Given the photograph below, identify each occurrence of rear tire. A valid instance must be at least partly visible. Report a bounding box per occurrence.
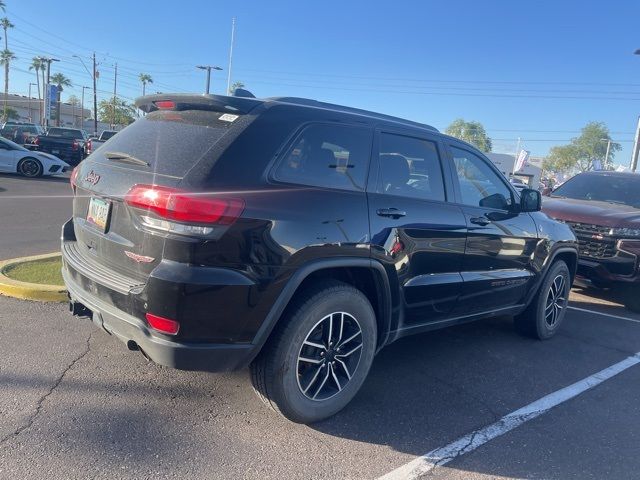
[251,281,377,423]
[515,260,570,339]
[18,157,43,178]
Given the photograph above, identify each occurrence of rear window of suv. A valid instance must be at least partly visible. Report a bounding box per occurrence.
[274,123,372,191]
[96,109,238,178]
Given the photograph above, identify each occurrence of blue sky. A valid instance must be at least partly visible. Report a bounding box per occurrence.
[5,0,640,164]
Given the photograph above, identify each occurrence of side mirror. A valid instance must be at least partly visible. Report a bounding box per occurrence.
[520,188,541,212]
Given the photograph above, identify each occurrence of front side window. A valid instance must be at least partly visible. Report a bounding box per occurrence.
[451,146,512,210]
[378,133,445,201]
[274,124,372,191]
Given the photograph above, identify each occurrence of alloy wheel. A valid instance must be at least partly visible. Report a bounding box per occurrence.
[20,159,41,177]
[296,311,363,401]
[545,274,567,327]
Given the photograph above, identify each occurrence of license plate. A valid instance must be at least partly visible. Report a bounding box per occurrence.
[52,149,60,155]
[87,197,111,232]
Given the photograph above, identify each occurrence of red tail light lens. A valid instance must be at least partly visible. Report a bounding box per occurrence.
[70,166,79,190]
[125,185,244,226]
[34,137,39,145]
[145,313,180,335]
[86,139,92,153]
[71,139,79,151]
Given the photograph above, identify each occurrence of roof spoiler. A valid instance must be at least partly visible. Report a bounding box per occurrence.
[135,93,261,114]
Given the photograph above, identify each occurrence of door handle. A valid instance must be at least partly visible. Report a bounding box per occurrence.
[470,216,491,226]
[377,208,407,219]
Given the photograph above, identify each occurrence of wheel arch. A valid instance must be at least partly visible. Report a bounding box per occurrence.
[249,258,392,364]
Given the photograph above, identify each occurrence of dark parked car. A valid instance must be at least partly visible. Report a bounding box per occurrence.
[543,171,640,311]
[35,127,89,165]
[0,122,44,145]
[62,93,577,423]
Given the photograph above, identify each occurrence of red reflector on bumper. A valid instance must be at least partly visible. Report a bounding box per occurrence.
[145,313,180,335]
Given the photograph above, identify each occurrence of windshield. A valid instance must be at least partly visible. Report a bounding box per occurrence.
[551,174,640,209]
[0,137,28,152]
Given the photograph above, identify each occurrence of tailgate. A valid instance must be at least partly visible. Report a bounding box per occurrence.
[69,107,241,282]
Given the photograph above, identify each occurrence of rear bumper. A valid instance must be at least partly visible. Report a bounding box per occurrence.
[63,268,256,371]
[61,220,259,372]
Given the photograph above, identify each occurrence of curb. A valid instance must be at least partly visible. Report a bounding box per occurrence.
[0,252,67,302]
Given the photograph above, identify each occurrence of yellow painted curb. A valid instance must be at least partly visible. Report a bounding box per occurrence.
[0,252,67,302]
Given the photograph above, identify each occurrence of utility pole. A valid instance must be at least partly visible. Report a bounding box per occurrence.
[631,116,640,172]
[92,52,98,135]
[111,62,118,128]
[196,65,223,94]
[226,17,236,95]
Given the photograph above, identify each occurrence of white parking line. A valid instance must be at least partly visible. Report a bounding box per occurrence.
[378,352,640,480]
[568,306,640,324]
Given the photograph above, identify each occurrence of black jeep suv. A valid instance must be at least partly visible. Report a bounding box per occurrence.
[62,93,578,423]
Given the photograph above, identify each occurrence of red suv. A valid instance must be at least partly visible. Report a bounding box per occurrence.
[543,171,640,311]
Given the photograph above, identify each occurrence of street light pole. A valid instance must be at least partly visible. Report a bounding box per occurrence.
[196,65,223,94]
[111,62,118,128]
[81,86,89,130]
[39,57,60,128]
[76,53,99,135]
[28,82,37,123]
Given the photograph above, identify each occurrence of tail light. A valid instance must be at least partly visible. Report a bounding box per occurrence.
[71,139,79,151]
[34,137,39,146]
[70,166,79,191]
[145,313,180,335]
[124,184,244,236]
[86,139,92,153]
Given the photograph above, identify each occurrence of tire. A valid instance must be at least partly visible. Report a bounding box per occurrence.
[17,157,43,178]
[621,284,640,313]
[250,280,377,423]
[515,260,570,340]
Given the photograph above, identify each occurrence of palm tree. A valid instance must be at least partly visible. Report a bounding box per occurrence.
[229,81,245,95]
[50,73,72,126]
[0,17,13,51]
[139,73,153,96]
[0,49,15,120]
[29,57,43,123]
[0,2,5,12]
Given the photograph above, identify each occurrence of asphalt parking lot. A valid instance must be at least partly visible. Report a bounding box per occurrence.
[1,174,640,479]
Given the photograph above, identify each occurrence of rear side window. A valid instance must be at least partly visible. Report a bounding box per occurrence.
[378,133,445,201]
[96,110,236,177]
[274,124,372,191]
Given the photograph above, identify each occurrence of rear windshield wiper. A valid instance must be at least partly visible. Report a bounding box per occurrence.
[104,151,150,167]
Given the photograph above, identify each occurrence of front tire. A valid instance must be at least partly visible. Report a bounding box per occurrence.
[251,281,377,423]
[18,157,43,178]
[515,260,570,339]
[621,284,640,313]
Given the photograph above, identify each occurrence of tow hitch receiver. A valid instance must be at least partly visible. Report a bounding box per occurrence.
[69,301,92,319]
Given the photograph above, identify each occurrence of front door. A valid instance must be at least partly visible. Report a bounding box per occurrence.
[446,143,539,315]
[368,130,467,330]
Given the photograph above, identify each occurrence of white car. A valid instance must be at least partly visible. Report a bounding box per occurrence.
[0,136,69,177]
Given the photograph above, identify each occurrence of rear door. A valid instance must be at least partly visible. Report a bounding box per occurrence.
[368,129,467,329]
[445,142,539,314]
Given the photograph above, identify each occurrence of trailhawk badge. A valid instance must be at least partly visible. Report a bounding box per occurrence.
[124,251,155,263]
